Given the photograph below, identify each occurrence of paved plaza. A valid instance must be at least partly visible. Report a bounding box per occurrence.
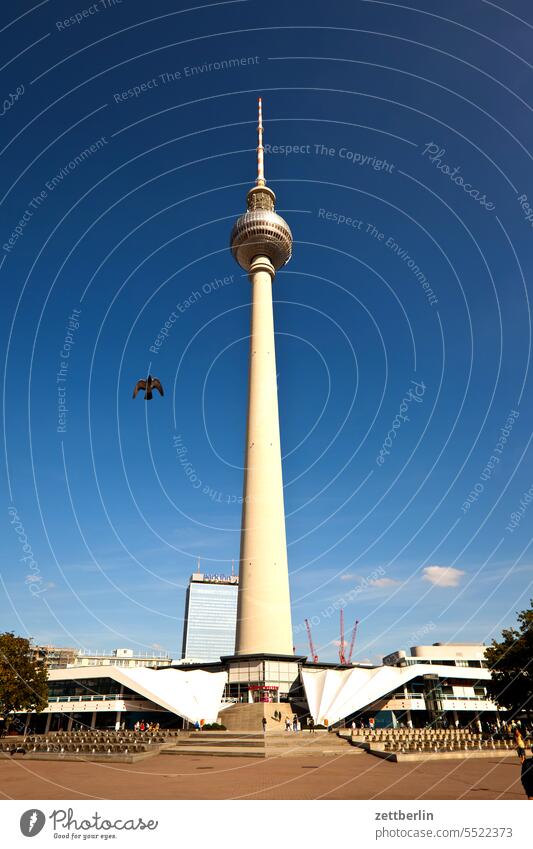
[0,752,525,800]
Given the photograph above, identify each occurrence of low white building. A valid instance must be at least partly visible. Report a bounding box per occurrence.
[303,643,498,728]
[15,642,499,734]
[70,648,172,669]
[23,665,226,734]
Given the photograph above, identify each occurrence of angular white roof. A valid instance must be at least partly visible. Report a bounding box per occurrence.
[302,663,491,725]
[49,665,228,724]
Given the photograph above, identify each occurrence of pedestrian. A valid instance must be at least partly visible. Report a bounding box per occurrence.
[515,728,527,760]
[296,719,301,733]
[309,717,315,734]
[262,717,267,733]
[521,749,533,800]
[292,715,298,733]
[350,720,356,735]
[285,716,291,732]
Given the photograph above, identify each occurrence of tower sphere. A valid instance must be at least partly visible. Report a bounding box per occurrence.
[230,186,293,272]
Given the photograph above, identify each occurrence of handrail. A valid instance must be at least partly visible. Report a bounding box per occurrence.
[47,694,144,703]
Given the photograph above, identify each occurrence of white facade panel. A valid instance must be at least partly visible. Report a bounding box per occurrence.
[302,663,493,725]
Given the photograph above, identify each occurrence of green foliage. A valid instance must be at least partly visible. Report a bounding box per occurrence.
[0,633,48,727]
[485,600,533,715]
[202,722,226,730]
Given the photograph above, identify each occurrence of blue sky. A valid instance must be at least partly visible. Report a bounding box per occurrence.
[1,0,532,664]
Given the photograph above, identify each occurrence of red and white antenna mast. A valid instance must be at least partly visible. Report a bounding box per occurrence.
[256,97,265,187]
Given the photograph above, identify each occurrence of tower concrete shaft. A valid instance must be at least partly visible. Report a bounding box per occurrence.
[235,255,293,655]
[229,99,294,656]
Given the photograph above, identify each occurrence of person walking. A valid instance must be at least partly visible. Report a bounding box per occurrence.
[292,715,298,733]
[309,717,315,734]
[515,727,527,760]
[521,748,533,800]
[262,717,267,733]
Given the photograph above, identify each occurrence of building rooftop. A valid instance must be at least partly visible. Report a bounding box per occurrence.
[189,571,238,585]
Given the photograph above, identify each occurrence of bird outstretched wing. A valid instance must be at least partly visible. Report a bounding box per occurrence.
[151,378,164,396]
[132,380,146,399]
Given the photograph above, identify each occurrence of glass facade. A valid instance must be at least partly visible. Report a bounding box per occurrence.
[181,578,238,662]
[225,658,300,701]
[47,677,140,700]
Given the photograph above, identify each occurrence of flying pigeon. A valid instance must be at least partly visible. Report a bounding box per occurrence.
[132,375,164,401]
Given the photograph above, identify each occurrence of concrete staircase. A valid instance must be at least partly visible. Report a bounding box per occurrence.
[217,702,297,732]
[264,730,364,758]
[162,730,364,759]
[162,731,267,759]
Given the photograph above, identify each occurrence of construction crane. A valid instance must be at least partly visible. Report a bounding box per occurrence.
[347,619,360,664]
[339,609,346,665]
[305,619,319,663]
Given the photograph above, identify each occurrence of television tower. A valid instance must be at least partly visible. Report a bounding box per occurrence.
[230,99,294,656]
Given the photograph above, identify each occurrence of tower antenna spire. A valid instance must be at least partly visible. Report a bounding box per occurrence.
[256,97,265,187]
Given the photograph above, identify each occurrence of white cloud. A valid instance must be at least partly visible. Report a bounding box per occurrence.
[422,565,465,587]
[369,577,401,588]
[339,573,356,581]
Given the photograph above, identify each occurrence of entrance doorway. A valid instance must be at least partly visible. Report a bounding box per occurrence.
[248,685,279,703]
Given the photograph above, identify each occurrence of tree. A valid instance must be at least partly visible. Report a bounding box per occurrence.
[0,632,48,732]
[485,600,533,719]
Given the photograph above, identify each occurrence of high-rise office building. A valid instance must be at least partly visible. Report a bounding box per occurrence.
[181,571,239,663]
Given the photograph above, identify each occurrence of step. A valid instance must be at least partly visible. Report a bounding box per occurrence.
[178,737,265,748]
[265,740,330,744]
[272,747,364,757]
[266,743,364,757]
[265,736,349,745]
[188,732,263,740]
[162,746,266,759]
[161,744,361,759]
